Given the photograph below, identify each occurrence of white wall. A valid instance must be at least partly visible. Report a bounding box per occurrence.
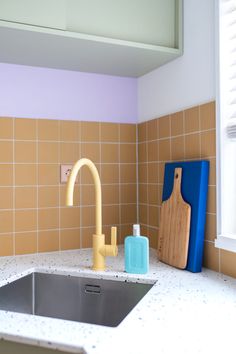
[138,0,216,122]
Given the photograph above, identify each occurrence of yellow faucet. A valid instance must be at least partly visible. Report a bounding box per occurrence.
[65,158,118,271]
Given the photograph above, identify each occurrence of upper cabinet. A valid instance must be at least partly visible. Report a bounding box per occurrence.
[0,0,183,77]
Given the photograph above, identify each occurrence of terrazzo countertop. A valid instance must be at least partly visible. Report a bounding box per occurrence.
[0,247,236,354]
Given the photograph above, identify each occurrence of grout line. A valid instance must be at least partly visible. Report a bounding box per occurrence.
[12,118,15,255]
[118,124,122,243]
[0,127,216,144]
[145,123,149,229]
[36,119,39,253]
[79,122,82,248]
[58,121,61,251]
[136,123,139,224]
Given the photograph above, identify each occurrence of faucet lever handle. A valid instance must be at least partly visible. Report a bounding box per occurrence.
[111,226,117,246]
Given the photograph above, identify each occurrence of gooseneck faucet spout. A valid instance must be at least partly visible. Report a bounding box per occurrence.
[65,158,118,271]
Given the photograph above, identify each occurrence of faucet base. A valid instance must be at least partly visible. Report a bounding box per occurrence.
[92,234,106,271]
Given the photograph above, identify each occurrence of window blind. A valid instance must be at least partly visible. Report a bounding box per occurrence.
[220,0,236,138]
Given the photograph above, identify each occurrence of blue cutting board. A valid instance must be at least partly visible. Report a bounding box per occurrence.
[162,161,209,272]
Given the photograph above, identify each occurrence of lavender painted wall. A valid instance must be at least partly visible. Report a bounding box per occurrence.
[0,63,137,123]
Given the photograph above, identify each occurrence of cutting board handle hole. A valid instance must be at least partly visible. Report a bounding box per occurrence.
[175,173,179,179]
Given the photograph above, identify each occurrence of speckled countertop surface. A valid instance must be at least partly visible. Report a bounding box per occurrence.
[0,247,236,354]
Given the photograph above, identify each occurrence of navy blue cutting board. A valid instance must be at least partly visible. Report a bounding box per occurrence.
[162,161,209,272]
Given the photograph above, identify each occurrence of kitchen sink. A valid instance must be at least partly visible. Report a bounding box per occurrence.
[0,272,154,327]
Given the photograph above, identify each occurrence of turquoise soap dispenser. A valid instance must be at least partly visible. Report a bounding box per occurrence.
[125,224,149,274]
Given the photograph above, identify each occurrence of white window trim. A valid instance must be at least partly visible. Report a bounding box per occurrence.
[215,0,236,252]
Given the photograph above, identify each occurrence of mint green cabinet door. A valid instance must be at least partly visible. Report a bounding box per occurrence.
[0,0,66,30]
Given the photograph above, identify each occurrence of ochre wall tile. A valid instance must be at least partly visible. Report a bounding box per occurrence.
[120,124,136,143]
[61,229,80,250]
[0,118,13,139]
[102,144,119,163]
[15,164,36,185]
[81,143,100,162]
[170,111,184,136]
[158,116,170,138]
[15,141,36,163]
[102,205,119,225]
[0,165,13,186]
[101,122,119,142]
[120,163,136,183]
[207,186,216,214]
[0,211,13,233]
[15,187,37,209]
[15,210,37,232]
[138,142,147,163]
[0,234,13,256]
[139,204,148,225]
[81,122,100,142]
[159,139,171,162]
[120,144,136,163]
[139,184,147,204]
[81,185,95,206]
[138,163,147,183]
[203,241,219,272]
[200,130,216,157]
[60,207,80,228]
[0,187,13,209]
[39,186,59,208]
[138,122,146,142]
[38,164,59,185]
[148,205,159,228]
[38,208,59,230]
[0,141,13,162]
[205,213,216,242]
[15,232,37,255]
[15,118,37,140]
[60,142,79,163]
[38,142,59,163]
[120,184,136,204]
[81,227,93,248]
[200,101,215,130]
[38,230,59,253]
[38,119,59,141]
[120,224,133,244]
[103,184,119,205]
[60,121,79,142]
[147,141,158,162]
[184,107,199,133]
[101,164,119,184]
[148,227,158,249]
[147,119,158,141]
[121,204,137,224]
[148,184,158,205]
[148,162,158,183]
[185,133,200,159]
[208,158,216,185]
[158,162,165,184]
[82,206,96,227]
[171,136,184,161]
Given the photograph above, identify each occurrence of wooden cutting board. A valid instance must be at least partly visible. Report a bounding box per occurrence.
[157,167,191,269]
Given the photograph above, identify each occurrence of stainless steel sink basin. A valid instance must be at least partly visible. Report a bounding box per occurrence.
[0,272,153,327]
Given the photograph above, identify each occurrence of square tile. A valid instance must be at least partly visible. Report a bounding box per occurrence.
[0,117,13,139]
[15,118,37,140]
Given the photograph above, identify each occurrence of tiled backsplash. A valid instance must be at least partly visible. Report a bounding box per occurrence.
[138,102,218,269]
[1,103,236,279]
[0,118,137,256]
